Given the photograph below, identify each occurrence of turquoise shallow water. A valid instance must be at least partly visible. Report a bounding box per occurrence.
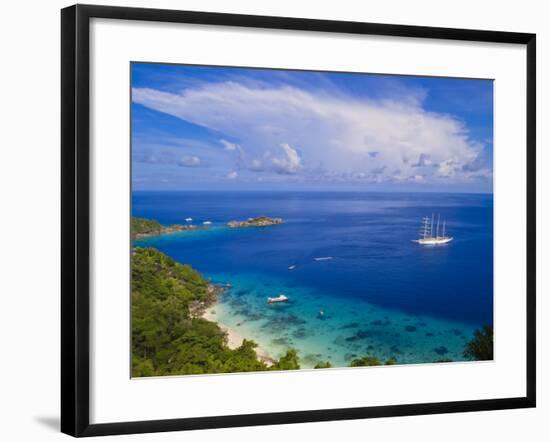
[205,272,476,368]
[134,191,493,368]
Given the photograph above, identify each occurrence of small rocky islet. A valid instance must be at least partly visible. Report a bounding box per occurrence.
[227,216,283,228]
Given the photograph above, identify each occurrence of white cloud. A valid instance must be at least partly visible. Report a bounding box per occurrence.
[220,139,239,151]
[271,143,302,174]
[437,158,458,178]
[178,155,202,167]
[226,171,238,179]
[133,82,490,185]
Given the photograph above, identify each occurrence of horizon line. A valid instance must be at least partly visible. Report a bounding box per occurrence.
[132,188,493,195]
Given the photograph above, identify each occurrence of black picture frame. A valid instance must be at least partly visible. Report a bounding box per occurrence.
[61,4,536,437]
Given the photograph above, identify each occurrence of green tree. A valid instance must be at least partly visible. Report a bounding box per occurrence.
[132,247,272,376]
[314,361,332,369]
[350,356,381,367]
[132,247,306,377]
[464,325,493,361]
[272,349,300,370]
[132,217,162,236]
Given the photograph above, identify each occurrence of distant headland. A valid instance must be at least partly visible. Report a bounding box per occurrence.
[132,215,283,239]
[227,216,283,228]
[132,217,207,239]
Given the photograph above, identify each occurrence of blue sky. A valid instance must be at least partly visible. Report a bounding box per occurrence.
[132,63,493,193]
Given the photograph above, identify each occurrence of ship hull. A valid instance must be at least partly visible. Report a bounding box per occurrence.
[413,237,453,245]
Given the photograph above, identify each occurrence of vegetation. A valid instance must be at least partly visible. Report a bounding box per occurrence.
[132,247,300,377]
[271,349,301,371]
[350,356,381,367]
[132,217,205,240]
[350,355,398,367]
[314,361,333,369]
[132,217,163,236]
[464,325,493,361]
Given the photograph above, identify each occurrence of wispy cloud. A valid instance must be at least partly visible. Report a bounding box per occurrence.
[178,155,202,167]
[220,139,239,151]
[134,149,207,168]
[133,81,491,186]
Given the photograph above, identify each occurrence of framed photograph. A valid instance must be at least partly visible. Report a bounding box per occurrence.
[61,4,536,437]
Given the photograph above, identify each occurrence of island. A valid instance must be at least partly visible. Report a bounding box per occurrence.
[131,246,300,377]
[227,216,283,228]
[132,217,207,239]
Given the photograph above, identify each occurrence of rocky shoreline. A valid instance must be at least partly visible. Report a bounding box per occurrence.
[188,282,227,318]
[132,216,208,239]
[134,224,207,239]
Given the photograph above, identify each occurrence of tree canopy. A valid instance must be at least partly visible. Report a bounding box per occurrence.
[132,247,301,376]
[314,361,333,369]
[350,356,381,367]
[464,325,493,361]
[132,217,163,236]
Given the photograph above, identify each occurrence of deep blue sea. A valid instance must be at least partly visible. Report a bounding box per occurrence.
[133,191,493,368]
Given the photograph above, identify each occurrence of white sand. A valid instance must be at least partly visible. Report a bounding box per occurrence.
[202,308,275,367]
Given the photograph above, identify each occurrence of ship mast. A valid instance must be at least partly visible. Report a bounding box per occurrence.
[420,216,430,239]
[415,214,453,245]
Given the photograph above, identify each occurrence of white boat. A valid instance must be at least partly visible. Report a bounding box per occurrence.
[413,213,453,245]
[267,294,288,304]
[185,217,193,222]
[314,256,333,261]
[203,221,212,225]
[288,265,296,270]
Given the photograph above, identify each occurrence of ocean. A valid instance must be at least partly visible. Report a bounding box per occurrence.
[133,191,493,368]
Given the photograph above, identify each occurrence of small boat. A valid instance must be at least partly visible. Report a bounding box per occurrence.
[314,256,333,261]
[288,265,296,270]
[267,294,288,304]
[203,221,212,225]
[185,217,193,222]
[413,214,453,245]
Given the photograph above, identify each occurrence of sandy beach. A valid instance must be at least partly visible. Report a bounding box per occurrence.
[202,307,275,367]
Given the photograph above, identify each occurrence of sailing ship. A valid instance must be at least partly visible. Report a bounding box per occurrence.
[413,213,453,245]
